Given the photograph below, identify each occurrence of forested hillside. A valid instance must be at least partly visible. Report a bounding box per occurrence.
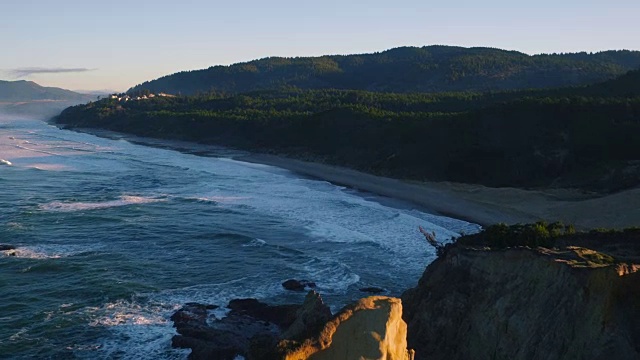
[128,46,640,95]
[56,70,640,192]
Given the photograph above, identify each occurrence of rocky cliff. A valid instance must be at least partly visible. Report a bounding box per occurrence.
[170,292,414,360]
[280,296,414,360]
[402,243,640,360]
[167,225,640,359]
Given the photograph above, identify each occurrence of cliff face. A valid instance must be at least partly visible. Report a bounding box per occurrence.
[402,245,640,360]
[170,292,414,360]
[281,296,414,360]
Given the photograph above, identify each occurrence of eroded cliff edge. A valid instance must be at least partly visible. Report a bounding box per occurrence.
[169,292,414,360]
[402,233,640,360]
[164,225,640,359]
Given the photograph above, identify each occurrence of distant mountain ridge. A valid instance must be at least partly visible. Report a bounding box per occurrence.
[128,45,640,95]
[0,80,92,102]
[0,80,93,118]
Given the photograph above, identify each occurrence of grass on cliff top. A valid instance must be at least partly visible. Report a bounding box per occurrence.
[564,247,617,267]
[455,222,640,264]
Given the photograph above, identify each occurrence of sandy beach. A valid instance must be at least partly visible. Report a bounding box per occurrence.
[236,154,640,230]
[43,126,640,229]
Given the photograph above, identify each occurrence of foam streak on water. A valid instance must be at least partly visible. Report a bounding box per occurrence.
[0,117,480,359]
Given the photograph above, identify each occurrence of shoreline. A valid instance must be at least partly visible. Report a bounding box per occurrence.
[63,126,640,229]
[239,154,640,230]
[234,154,536,227]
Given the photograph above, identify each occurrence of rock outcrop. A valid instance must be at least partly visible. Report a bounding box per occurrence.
[359,287,386,294]
[171,299,301,359]
[171,293,415,360]
[279,296,414,360]
[282,291,332,341]
[402,244,640,360]
[282,279,317,292]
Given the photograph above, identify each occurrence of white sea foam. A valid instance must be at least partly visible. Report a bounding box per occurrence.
[90,277,285,360]
[9,327,28,341]
[14,144,61,156]
[6,222,23,229]
[2,244,103,259]
[208,170,479,273]
[0,158,12,166]
[297,258,361,293]
[191,195,249,203]
[27,163,71,171]
[40,195,164,212]
[3,247,61,259]
[242,238,267,247]
[89,301,170,327]
[153,276,284,308]
[87,299,188,360]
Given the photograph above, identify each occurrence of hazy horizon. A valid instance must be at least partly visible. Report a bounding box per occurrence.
[2,0,639,91]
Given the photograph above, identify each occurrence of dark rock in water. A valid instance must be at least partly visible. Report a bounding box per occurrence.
[247,333,280,360]
[227,298,300,329]
[0,245,16,251]
[172,299,292,359]
[282,279,316,291]
[171,291,333,360]
[170,291,415,360]
[172,332,240,360]
[301,281,317,289]
[282,280,304,291]
[359,287,386,294]
[227,298,262,311]
[185,302,219,310]
[174,314,279,359]
[171,303,212,329]
[171,302,254,359]
[282,290,332,341]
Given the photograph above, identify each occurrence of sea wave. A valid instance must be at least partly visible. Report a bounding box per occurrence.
[39,195,164,212]
[298,257,361,293]
[241,238,267,247]
[181,195,250,203]
[89,277,284,360]
[2,244,103,259]
[84,299,187,360]
[26,163,72,171]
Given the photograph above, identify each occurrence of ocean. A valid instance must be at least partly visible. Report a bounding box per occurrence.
[0,116,480,359]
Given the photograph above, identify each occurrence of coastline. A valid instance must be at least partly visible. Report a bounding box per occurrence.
[238,154,640,230]
[64,126,640,229]
[234,154,536,227]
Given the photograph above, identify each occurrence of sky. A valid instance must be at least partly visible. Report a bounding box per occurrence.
[1,0,639,92]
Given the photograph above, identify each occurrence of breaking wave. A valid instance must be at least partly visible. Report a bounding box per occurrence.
[39,196,164,212]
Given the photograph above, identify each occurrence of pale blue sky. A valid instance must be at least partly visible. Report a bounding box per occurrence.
[2,0,638,91]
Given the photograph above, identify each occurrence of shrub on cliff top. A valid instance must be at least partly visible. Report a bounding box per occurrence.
[456,223,640,255]
[457,221,575,248]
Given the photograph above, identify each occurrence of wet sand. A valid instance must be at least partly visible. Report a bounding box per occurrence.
[236,154,640,230]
